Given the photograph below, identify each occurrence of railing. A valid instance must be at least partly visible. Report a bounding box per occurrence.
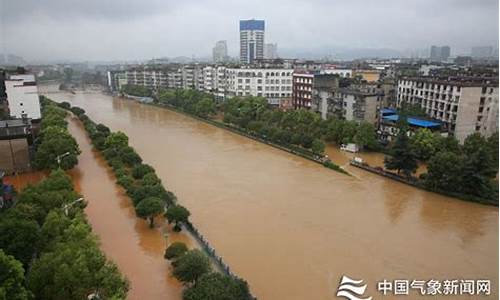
[183,221,258,299]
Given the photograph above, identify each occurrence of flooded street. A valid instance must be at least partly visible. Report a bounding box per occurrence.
[41,85,498,300]
[64,117,198,300]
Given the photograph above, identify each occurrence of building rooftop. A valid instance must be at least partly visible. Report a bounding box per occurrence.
[337,87,380,96]
[382,114,441,128]
[400,76,498,87]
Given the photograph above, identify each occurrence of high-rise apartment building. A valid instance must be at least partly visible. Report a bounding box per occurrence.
[239,19,265,64]
[471,46,494,58]
[213,40,228,63]
[264,43,278,59]
[430,45,451,62]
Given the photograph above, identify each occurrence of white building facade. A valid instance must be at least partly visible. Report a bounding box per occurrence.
[226,68,292,105]
[5,74,41,120]
[397,77,499,143]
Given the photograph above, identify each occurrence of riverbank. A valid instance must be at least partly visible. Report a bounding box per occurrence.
[124,96,350,176]
[350,160,498,206]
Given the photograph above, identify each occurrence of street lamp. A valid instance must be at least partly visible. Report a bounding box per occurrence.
[62,197,84,216]
[55,152,70,169]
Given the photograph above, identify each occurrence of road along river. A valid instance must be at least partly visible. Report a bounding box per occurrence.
[40,85,498,300]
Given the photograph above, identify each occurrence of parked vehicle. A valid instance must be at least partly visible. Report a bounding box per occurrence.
[340,143,359,153]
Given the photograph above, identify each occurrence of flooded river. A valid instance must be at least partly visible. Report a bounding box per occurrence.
[40,85,498,300]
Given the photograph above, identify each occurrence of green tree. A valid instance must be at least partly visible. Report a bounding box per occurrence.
[487,132,499,172]
[461,146,497,200]
[40,113,68,129]
[135,197,164,228]
[183,272,251,300]
[172,250,211,284]
[435,135,460,154]
[384,128,418,177]
[27,220,129,300]
[131,164,155,179]
[424,151,464,191]
[0,250,30,300]
[104,132,129,150]
[0,218,40,266]
[69,106,85,117]
[409,129,440,161]
[96,124,111,136]
[141,172,161,186]
[129,184,169,206]
[353,122,378,150]
[165,205,191,231]
[311,139,325,154]
[340,121,358,144]
[164,242,188,260]
[194,98,216,118]
[34,126,80,170]
[118,146,142,166]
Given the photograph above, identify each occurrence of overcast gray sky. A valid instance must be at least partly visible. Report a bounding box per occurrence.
[0,0,498,62]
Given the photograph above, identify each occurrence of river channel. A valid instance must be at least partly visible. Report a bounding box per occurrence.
[39,85,498,299]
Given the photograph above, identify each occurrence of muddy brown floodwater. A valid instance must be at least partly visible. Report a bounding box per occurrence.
[41,85,498,300]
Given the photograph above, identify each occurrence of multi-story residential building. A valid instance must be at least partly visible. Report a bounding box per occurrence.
[264,43,278,59]
[292,72,314,109]
[471,46,494,58]
[213,40,228,63]
[214,66,227,101]
[397,77,499,143]
[239,19,265,64]
[202,66,216,93]
[311,79,380,124]
[194,66,204,91]
[430,45,451,62]
[167,69,183,89]
[311,74,339,119]
[337,83,381,125]
[119,68,169,91]
[320,68,352,78]
[107,70,127,92]
[226,68,292,105]
[181,65,195,90]
[5,74,41,120]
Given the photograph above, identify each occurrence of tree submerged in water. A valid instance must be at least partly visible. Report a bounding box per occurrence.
[165,205,191,232]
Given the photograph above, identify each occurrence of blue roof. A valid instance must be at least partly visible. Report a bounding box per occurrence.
[381,108,397,115]
[240,20,265,31]
[382,114,441,128]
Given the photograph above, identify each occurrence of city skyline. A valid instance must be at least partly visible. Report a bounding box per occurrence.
[1,0,499,62]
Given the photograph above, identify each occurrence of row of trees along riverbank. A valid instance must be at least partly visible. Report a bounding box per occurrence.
[124,85,498,205]
[0,99,128,300]
[53,98,255,300]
